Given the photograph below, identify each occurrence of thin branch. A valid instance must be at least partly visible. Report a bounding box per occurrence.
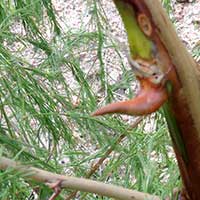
[0,156,159,200]
[66,117,143,200]
[87,117,143,178]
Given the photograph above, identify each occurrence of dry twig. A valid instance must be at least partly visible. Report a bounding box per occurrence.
[0,142,159,200]
[66,117,143,199]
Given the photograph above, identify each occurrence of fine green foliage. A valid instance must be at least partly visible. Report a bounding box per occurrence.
[0,0,179,199]
[162,0,172,15]
[192,44,200,62]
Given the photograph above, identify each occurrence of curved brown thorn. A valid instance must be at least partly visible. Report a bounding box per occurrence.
[92,79,168,116]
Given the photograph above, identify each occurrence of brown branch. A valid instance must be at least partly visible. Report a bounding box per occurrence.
[141,1,200,198]
[143,0,200,132]
[0,156,159,200]
[66,117,143,200]
[87,116,143,178]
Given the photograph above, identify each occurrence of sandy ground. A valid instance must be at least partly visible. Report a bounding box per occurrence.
[48,0,200,166]
[52,0,200,58]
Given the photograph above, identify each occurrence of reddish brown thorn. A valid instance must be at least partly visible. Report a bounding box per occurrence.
[92,80,168,117]
[47,180,62,200]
